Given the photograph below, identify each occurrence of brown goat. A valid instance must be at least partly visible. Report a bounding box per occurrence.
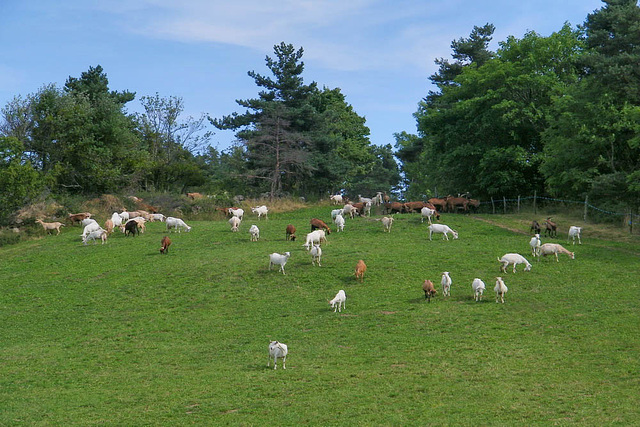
[285,224,296,241]
[310,218,331,234]
[160,236,172,254]
[68,212,91,225]
[544,217,557,237]
[355,260,367,283]
[422,279,437,302]
[530,220,541,234]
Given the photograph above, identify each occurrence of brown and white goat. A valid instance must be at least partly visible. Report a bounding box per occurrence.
[285,224,296,241]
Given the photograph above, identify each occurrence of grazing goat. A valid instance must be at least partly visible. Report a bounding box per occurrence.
[331,209,344,220]
[355,260,367,282]
[160,236,171,254]
[36,219,64,235]
[568,226,582,245]
[228,216,241,232]
[124,219,139,237]
[81,218,98,228]
[428,224,458,241]
[151,213,166,222]
[111,212,123,227]
[119,211,130,222]
[228,208,244,221]
[82,228,107,245]
[381,216,394,233]
[544,217,557,237]
[529,234,542,257]
[104,219,114,235]
[422,279,437,302]
[249,224,260,241]
[268,341,288,370]
[539,243,575,262]
[285,224,296,241]
[498,253,532,273]
[81,220,101,238]
[268,252,291,275]
[334,214,345,232]
[342,204,357,219]
[329,289,346,312]
[472,278,486,302]
[310,244,322,266]
[303,230,327,250]
[530,220,541,234]
[166,217,191,233]
[420,207,438,224]
[441,272,452,297]
[68,212,91,225]
[494,277,508,303]
[310,218,331,234]
[330,194,343,205]
[251,205,269,220]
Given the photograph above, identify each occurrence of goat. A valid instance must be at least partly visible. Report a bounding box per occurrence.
[334,214,345,232]
[160,236,172,254]
[268,252,291,274]
[251,205,269,220]
[68,212,91,225]
[249,224,260,241]
[310,218,331,234]
[81,220,101,238]
[568,226,582,245]
[331,209,344,221]
[355,260,367,282]
[268,341,288,370]
[539,243,575,262]
[228,208,244,221]
[228,216,241,232]
[104,219,114,235]
[166,217,191,233]
[82,228,107,245]
[422,279,437,302]
[81,218,98,228]
[151,213,166,222]
[428,224,458,241]
[330,194,343,205]
[498,253,532,273]
[285,224,296,241]
[381,216,394,233]
[303,230,327,250]
[441,272,452,297]
[529,234,542,257]
[472,278,486,302]
[35,219,64,235]
[329,289,346,312]
[544,217,557,237]
[530,220,541,234]
[124,219,139,237]
[420,207,437,224]
[119,210,130,222]
[110,212,123,227]
[310,244,322,266]
[342,204,357,219]
[494,277,508,303]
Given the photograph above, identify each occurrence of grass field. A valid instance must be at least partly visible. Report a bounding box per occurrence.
[1,204,639,425]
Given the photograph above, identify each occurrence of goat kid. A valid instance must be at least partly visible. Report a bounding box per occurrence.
[329,289,346,312]
[268,341,288,370]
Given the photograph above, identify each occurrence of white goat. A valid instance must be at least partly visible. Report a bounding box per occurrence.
[268,341,288,370]
[119,211,130,222]
[329,289,346,312]
[529,234,542,257]
[568,226,582,245]
[251,205,268,220]
[81,218,98,228]
[303,230,327,250]
[151,213,166,222]
[82,228,107,245]
[268,252,291,274]
[381,216,394,232]
[228,208,244,221]
[428,224,458,241]
[498,253,532,273]
[359,195,373,205]
[331,209,344,221]
[420,207,437,224]
[166,216,191,233]
[228,216,241,232]
[342,204,356,219]
[110,212,123,227]
[494,277,508,303]
[81,221,101,237]
[539,243,575,262]
[472,278,486,302]
[330,194,343,205]
[362,202,372,217]
[441,271,452,297]
[310,244,322,266]
[334,214,345,232]
[249,224,260,241]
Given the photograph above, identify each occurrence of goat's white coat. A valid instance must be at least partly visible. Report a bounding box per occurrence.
[251,205,268,220]
[329,289,346,312]
[539,243,575,262]
[330,194,343,205]
[166,217,191,233]
[268,341,288,370]
[82,228,107,245]
[529,234,542,257]
[110,212,123,227]
[81,221,101,237]
[428,224,458,241]
[228,216,241,232]
[334,214,345,232]
[472,278,486,302]
[494,277,508,303]
[228,208,244,220]
[568,226,582,245]
[303,230,326,250]
[268,252,291,274]
[421,207,437,224]
[441,272,452,297]
[310,244,322,266]
[331,209,344,220]
[381,216,394,232]
[249,224,260,241]
[498,253,532,273]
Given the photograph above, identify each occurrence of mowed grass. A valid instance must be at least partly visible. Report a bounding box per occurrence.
[1,205,639,425]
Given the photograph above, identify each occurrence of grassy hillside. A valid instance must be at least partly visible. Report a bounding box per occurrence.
[1,205,638,425]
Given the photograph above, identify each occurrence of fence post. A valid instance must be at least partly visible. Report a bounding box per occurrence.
[503,196,507,214]
[583,195,588,222]
[491,197,495,214]
[517,195,521,214]
[533,190,537,215]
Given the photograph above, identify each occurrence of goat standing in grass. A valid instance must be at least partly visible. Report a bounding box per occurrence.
[568,226,582,245]
[529,234,542,257]
[472,278,486,302]
[329,290,346,312]
[159,236,171,254]
[441,272,452,297]
[269,252,291,275]
[310,244,322,266]
[422,280,437,302]
[249,224,260,241]
[539,243,575,262]
[268,341,288,370]
[36,219,64,235]
[494,277,508,303]
[498,253,532,273]
[355,260,367,282]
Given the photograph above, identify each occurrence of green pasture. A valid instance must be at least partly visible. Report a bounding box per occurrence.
[1,205,638,425]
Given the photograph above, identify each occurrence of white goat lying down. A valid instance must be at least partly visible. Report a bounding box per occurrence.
[529,234,542,257]
[268,341,288,370]
[538,243,575,262]
[494,277,508,303]
[568,226,582,245]
[249,224,260,241]
[441,271,452,297]
[428,224,458,241]
[329,289,346,312]
[498,253,532,273]
[472,278,486,302]
[268,252,291,274]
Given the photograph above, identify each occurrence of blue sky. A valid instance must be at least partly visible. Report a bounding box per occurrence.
[0,0,604,152]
